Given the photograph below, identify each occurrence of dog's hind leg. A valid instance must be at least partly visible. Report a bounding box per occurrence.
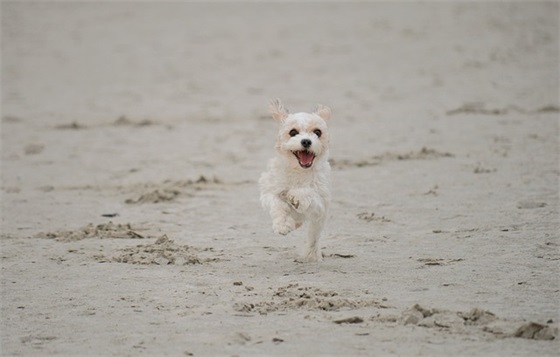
[303,217,325,262]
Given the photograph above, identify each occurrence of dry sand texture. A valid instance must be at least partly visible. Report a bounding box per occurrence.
[1,2,559,356]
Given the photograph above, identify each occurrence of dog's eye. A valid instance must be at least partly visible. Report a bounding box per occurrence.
[313,129,322,138]
[289,129,298,137]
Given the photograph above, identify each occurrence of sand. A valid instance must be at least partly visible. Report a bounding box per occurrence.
[1,2,559,356]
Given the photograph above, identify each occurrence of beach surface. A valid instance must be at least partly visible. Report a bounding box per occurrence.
[1,2,559,356]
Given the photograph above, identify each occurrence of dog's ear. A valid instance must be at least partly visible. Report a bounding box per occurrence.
[269,99,289,120]
[313,104,331,120]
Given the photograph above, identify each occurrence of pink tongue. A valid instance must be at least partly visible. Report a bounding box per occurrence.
[299,151,314,165]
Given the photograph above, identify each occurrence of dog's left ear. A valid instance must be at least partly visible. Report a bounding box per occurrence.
[313,104,331,120]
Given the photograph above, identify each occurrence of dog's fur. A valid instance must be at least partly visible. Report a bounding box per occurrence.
[259,99,331,262]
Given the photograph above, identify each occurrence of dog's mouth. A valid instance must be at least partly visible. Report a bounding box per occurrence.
[293,150,315,168]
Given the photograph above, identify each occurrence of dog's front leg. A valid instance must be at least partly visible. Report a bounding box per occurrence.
[285,188,325,215]
[269,195,297,235]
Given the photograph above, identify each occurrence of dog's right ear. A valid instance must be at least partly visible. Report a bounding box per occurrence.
[269,99,289,120]
[313,104,331,120]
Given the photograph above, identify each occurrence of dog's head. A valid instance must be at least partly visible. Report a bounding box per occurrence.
[269,99,331,170]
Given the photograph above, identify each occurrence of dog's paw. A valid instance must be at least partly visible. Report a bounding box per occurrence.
[273,217,295,235]
[286,189,310,213]
[287,193,300,210]
[300,249,324,263]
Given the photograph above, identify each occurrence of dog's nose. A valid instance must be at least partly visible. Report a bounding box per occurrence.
[301,139,312,148]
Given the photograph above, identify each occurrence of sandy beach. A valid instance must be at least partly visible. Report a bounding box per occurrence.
[1,2,559,356]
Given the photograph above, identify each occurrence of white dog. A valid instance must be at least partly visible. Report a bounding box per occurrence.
[259,99,331,262]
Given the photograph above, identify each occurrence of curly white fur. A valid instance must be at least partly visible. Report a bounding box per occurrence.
[259,99,331,262]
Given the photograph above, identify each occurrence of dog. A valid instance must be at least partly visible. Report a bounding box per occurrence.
[259,99,331,262]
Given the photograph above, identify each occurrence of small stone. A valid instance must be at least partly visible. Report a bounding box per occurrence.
[333,316,364,324]
[154,257,170,265]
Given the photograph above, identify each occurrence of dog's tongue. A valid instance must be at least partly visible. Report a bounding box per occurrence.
[298,151,314,166]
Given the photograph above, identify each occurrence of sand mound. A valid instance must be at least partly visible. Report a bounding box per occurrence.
[445,103,559,116]
[124,176,222,204]
[124,189,182,204]
[98,235,212,266]
[330,147,454,169]
[40,222,146,242]
[234,284,385,314]
[400,304,558,341]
